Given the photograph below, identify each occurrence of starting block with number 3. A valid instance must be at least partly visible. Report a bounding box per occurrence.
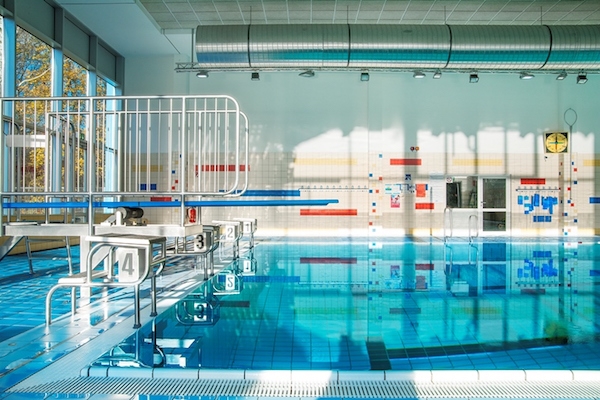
[194,225,220,279]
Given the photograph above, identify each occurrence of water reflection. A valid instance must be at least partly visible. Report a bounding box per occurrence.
[92,238,600,370]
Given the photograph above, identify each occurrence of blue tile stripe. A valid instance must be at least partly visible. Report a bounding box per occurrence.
[3,199,338,208]
[215,275,300,283]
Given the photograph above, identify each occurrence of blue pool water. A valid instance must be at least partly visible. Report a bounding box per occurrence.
[92,237,600,371]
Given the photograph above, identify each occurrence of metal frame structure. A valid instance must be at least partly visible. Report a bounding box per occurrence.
[0,95,249,239]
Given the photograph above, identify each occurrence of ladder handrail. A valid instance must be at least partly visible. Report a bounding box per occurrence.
[468,214,479,243]
[444,207,453,242]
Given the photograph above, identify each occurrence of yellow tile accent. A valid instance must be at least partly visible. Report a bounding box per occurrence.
[452,307,501,315]
[294,307,358,315]
[294,158,357,166]
[583,159,600,167]
[133,165,163,172]
[453,158,503,167]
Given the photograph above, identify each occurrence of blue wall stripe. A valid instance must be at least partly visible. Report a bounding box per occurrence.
[3,199,339,209]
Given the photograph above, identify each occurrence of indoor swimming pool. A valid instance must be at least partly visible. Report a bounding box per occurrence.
[88,236,600,373]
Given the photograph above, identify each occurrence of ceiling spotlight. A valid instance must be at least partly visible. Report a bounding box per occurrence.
[433,70,442,79]
[360,72,370,82]
[556,71,567,80]
[577,72,587,84]
[469,72,479,83]
[299,70,315,78]
[413,71,426,79]
[196,71,209,78]
[251,72,260,81]
[520,72,534,80]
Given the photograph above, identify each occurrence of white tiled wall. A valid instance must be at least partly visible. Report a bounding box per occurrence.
[122,66,600,237]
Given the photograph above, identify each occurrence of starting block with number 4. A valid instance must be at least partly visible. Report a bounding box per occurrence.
[46,234,166,329]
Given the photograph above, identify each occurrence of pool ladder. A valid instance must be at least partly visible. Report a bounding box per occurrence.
[468,214,479,264]
[443,208,453,275]
[444,210,479,274]
[443,207,452,243]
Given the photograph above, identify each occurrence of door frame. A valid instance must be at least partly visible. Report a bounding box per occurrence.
[477,175,510,236]
[445,175,510,237]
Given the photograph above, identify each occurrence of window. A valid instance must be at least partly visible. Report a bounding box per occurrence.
[0,15,4,95]
[63,56,87,96]
[16,27,51,97]
[95,76,118,192]
[97,75,107,96]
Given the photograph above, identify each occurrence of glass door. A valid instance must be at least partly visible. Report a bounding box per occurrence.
[445,176,508,236]
[479,177,507,233]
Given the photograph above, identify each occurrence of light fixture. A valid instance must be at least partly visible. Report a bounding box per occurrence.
[519,72,534,80]
[299,70,315,78]
[433,69,442,79]
[469,72,479,83]
[196,71,209,78]
[413,71,426,79]
[251,72,260,81]
[577,72,587,84]
[360,72,369,81]
[556,71,567,80]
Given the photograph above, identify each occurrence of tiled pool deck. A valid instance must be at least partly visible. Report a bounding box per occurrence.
[0,245,209,398]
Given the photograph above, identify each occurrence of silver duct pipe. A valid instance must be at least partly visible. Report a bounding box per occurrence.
[195,24,600,71]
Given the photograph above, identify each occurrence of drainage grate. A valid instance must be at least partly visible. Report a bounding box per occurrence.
[10,377,600,398]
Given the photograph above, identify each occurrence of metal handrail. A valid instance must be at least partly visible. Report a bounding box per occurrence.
[444,242,453,276]
[468,214,479,243]
[443,207,453,242]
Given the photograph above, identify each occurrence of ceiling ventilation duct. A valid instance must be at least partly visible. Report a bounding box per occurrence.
[446,25,550,70]
[348,25,450,69]
[545,25,600,70]
[195,24,600,71]
[250,24,349,68]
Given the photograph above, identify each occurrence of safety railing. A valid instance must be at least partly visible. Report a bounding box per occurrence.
[0,95,249,236]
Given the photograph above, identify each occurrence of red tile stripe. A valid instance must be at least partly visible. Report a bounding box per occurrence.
[300,209,357,216]
[521,178,546,185]
[521,288,546,294]
[390,158,422,166]
[199,165,249,172]
[300,257,357,264]
[415,203,434,210]
[416,263,434,270]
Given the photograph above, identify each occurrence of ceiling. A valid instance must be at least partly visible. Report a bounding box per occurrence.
[55,0,600,60]
[139,0,600,28]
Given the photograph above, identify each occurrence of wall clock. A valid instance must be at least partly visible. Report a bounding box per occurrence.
[545,132,568,153]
